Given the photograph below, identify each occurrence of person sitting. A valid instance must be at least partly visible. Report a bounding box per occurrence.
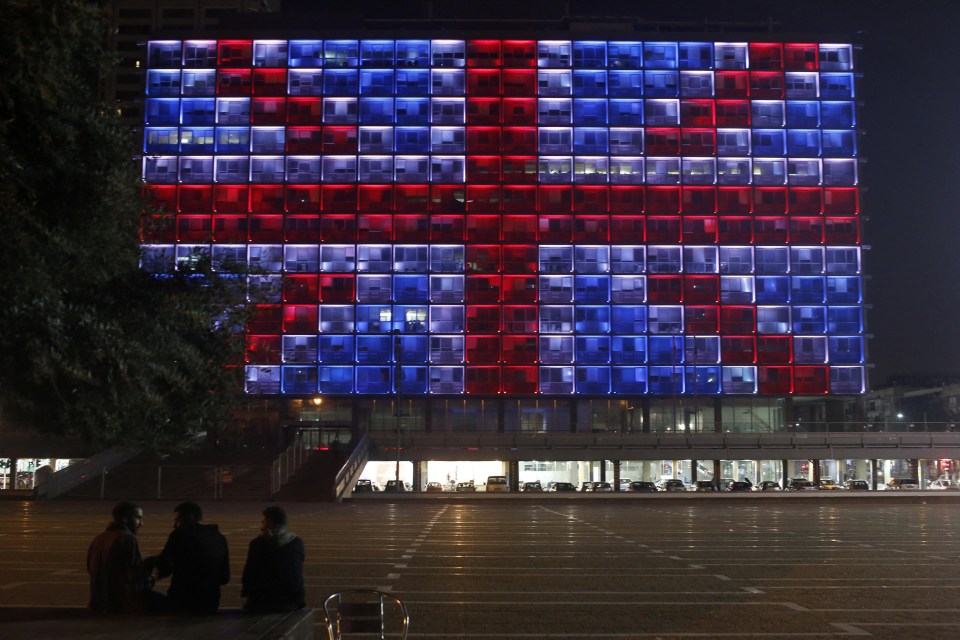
[145,501,230,614]
[87,501,155,613]
[241,506,305,612]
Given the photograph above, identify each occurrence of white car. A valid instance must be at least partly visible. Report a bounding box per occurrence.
[928,480,959,490]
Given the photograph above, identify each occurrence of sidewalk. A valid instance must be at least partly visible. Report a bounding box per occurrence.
[0,607,315,639]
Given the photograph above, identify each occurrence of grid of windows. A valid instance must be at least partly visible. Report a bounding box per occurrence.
[141,39,865,396]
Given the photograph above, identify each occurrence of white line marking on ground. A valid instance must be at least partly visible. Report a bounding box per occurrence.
[715,574,732,581]
[782,602,809,611]
[742,587,764,593]
[828,623,870,635]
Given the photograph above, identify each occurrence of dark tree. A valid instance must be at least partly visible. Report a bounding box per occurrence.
[0,0,247,453]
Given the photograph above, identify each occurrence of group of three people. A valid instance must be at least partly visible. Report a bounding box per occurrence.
[87,501,305,614]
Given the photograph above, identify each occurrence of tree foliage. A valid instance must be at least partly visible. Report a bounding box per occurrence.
[0,0,247,453]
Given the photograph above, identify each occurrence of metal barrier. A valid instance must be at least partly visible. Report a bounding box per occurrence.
[59,463,273,501]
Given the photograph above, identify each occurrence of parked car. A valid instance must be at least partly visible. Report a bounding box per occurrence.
[786,478,818,491]
[580,482,594,492]
[629,481,659,492]
[757,480,782,491]
[694,480,717,492]
[591,481,613,492]
[383,480,408,493]
[549,482,578,492]
[456,481,477,492]
[485,476,509,492]
[426,481,444,492]
[659,479,687,492]
[886,478,920,490]
[521,481,544,492]
[727,481,753,492]
[928,479,960,490]
[844,479,870,491]
[819,478,843,491]
[354,479,376,493]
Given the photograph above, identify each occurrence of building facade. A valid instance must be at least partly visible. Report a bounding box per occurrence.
[136,34,879,488]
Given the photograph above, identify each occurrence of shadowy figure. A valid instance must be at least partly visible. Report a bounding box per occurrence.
[241,506,305,613]
[87,501,158,613]
[145,501,230,614]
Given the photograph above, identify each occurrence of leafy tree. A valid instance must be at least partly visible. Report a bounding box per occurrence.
[0,0,247,453]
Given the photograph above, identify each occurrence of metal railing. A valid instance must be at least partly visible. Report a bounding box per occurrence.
[333,432,373,502]
[270,436,313,495]
[58,463,274,501]
[35,449,139,500]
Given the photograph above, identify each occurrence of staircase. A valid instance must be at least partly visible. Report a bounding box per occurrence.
[271,449,349,502]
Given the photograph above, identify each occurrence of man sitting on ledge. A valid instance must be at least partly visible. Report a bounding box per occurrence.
[241,506,305,613]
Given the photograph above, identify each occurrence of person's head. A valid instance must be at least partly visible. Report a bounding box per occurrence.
[261,506,288,535]
[112,501,143,534]
[173,501,203,528]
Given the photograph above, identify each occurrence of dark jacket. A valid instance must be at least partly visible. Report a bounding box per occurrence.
[87,523,145,613]
[241,528,305,612]
[150,523,230,614]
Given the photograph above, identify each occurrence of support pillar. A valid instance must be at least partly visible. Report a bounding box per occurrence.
[412,460,423,492]
[508,460,519,492]
[812,460,821,485]
[781,459,789,489]
[613,460,621,491]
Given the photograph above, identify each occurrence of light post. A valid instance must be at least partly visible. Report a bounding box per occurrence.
[394,331,402,486]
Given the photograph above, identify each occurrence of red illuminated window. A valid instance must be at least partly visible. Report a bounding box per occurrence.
[754,217,788,244]
[286,127,323,153]
[680,129,716,155]
[823,188,859,214]
[609,215,645,243]
[218,40,252,67]
[466,275,501,303]
[502,366,537,393]
[715,100,750,126]
[573,216,609,243]
[540,186,572,213]
[320,215,356,242]
[749,43,784,70]
[466,215,501,242]
[284,215,321,242]
[430,214,465,242]
[252,97,286,124]
[720,307,755,334]
[682,216,717,243]
[466,185,502,212]
[247,305,282,334]
[715,71,749,98]
[179,214,213,241]
[283,275,320,303]
[646,216,681,243]
[501,101,537,126]
[682,187,716,214]
[684,276,719,304]
[502,275,537,302]
[466,127,502,153]
[646,187,681,214]
[283,185,319,213]
[794,366,828,394]
[282,305,318,334]
[574,186,608,213]
[501,215,537,241]
[680,100,715,126]
[685,305,719,333]
[466,69,501,96]
[466,157,502,183]
[394,215,429,242]
[246,335,281,365]
[217,69,252,96]
[179,185,213,213]
[758,366,792,394]
[357,185,393,212]
[287,98,322,125]
[502,157,538,184]
[466,98,501,125]
[431,186,466,212]
[318,275,355,303]
[784,43,818,70]
[321,185,357,212]
[789,188,823,214]
[648,275,683,303]
[501,40,536,67]
[321,127,357,154]
[466,367,502,394]
[646,128,680,155]
[753,187,787,215]
[502,69,537,95]
[357,214,393,242]
[789,217,823,243]
[466,305,501,332]
[501,126,537,152]
[466,245,501,273]
[721,336,756,363]
[252,69,287,96]
[749,72,785,99]
[717,217,752,244]
[248,215,283,242]
[212,215,247,243]
[824,217,859,243]
[394,185,429,212]
[717,187,751,214]
[539,216,572,242]
[757,336,792,364]
[466,336,502,363]
[467,40,501,68]
[502,186,537,212]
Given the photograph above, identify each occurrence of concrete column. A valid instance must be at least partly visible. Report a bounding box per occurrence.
[713,459,722,484]
[691,460,699,483]
[781,459,789,488]
[508,460,520,492]
[613,460,621,491]
[812,460,821,485]
[412,460,423,491]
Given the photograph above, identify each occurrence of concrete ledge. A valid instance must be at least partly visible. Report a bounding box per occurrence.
[0,607,315,639]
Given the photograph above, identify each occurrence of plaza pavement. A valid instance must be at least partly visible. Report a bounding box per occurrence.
[0,495,959,638]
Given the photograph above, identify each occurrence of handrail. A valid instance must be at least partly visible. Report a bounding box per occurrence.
[271,433,313,495]
[333,432,373,502]
[35,449,140,500]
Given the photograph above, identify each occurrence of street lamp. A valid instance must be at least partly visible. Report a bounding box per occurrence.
[393,331,402,486]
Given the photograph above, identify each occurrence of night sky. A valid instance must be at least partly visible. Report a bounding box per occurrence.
[274,0,960,386]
